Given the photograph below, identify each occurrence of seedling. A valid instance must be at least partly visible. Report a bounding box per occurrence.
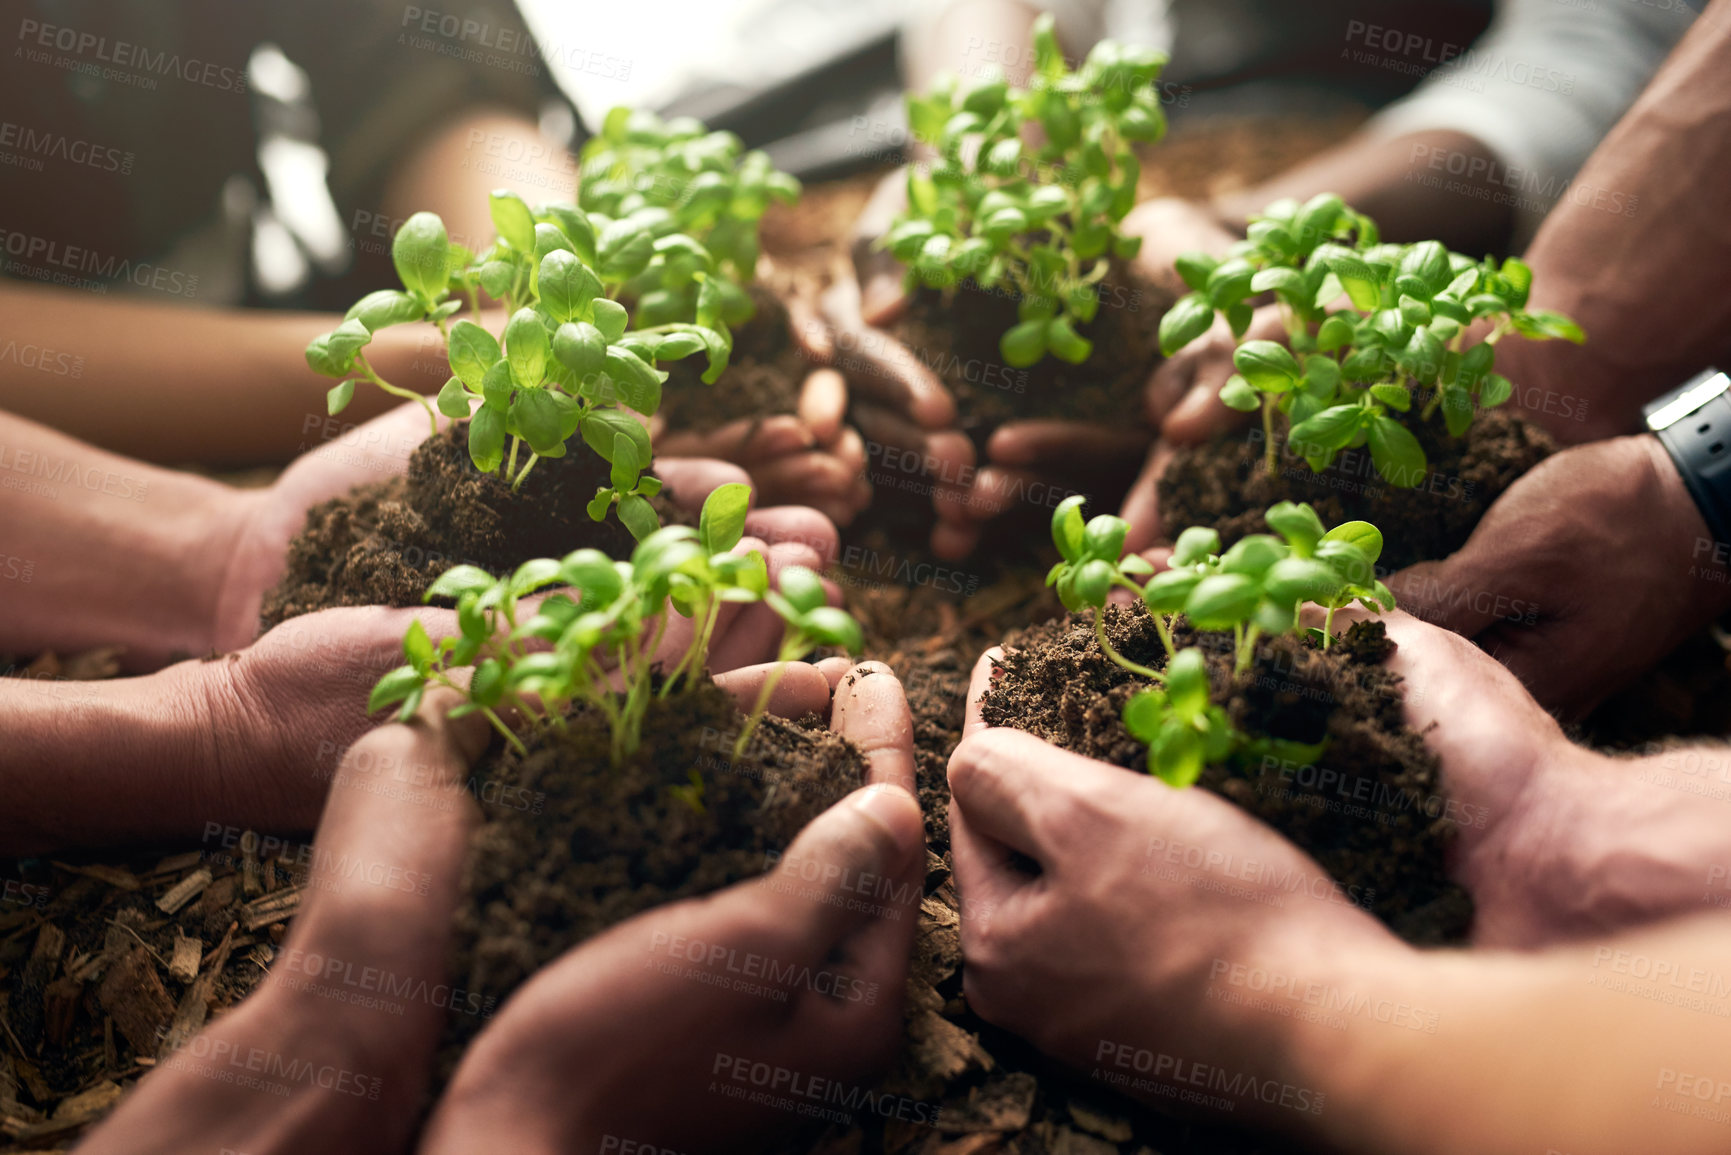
[368,486,862,771]
[734,565,864,756]
[1047,494,1165,680]
[1158,193,1584,486]
[882,14,1167,368]
[580,107,801,332]
[1142,502,1393,672]
[1121,501,1390,786]
[307,192,736,539]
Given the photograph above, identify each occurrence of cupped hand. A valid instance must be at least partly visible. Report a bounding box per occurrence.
[212,403,846,653]
[419,661,924,1155]
[947,648,1394,1125]
[1390,434,1731,720]
[78,690,490,1155]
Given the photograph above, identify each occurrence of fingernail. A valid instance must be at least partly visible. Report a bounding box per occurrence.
[849,783,921,860]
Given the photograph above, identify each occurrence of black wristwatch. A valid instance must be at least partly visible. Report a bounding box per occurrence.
[1645,367,1731,545]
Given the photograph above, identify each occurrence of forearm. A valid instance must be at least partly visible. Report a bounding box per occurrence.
[904,0,1042,94]
[1212,129,1514,254]
[1495,0,1731,443]
[0,409,260,667]
[0,665,217,854]
[1279,918,1731,1155]
[0,286,445,466]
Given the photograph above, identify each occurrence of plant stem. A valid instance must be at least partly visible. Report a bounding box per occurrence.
[512,451,541,492]
[1153,613,1178,660]
[357,355,437,436]
[733,643,796,758]
[506,435,521,480]
[1262,395,1278,478]
[1321,603,1338,649]
[1095,613,1163,682]
[1235,625,1262,676]
[480,706,527,757]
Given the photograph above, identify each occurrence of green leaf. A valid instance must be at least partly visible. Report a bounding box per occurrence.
[506,308,549,390]
[393,212,451,302]
[604,347,665,415]
[1052,495,1087,563]
[305,318,373,378]
[1366,416,1425,488]
[610,431,639,491]
[617,494,660,540]
[514,387,564,454]
[1070,559,1115,609]
[436,375,471,419]
[468,404,507,473]
[345,289,423,331]
[700,482,752,554]
[368,665,425,715]
[1288,404,1362,452]
[1123,689,1165,743]
[1046,316,1092,364]
[1220,535,1286,578]
[553,321,607,383]
[800,606,863,653]
[1174,253,1219,293]
[538,250,600,323]
[1478,373,1513,408]
[1234,341,1301,392]
[1369,383,1412,412]
[592,298,629,343]
[489,190,537,253]
[326,380,356,415]
[428,565,496,600]
[1264,502,1325,556]
[1219,375,1260,411]
[1002,320,1048,368]
[581,409,652,471]
[1184,574,1261,630]
[1164,648,1210,718]
[509,557,564,598]
[1263,557,1345,605]
[1142,568,1203,614]
[1514,309,1586,344]
[1250,267,1306,297]
[1319,521,1384,567]
[447,320,502,389]
[1159,293,1215,357]
[1171,526,1220,567]
[779,565,827,615]
[1316,315,1355,352]
[1082,515,1128,562]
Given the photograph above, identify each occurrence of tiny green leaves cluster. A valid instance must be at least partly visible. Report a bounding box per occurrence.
[734,563,865,757]
[580,106,800,332]
[882,14,1167,368]
[1158,193,1584,486]
[1121,649,1232,787]
[1046,494,1164,681]
[307,192,735,538]
[369,484,861,768]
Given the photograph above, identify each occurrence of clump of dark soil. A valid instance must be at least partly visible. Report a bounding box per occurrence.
[658,283,808,433]
[261,421,657,627]
[891,262,1171,448]
[437,676,866,1077]
[980,604,1472,945]
[1159,408,1553,571]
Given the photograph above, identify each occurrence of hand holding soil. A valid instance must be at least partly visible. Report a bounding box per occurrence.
[421,661,922,1154]
[1390,435,1731,720]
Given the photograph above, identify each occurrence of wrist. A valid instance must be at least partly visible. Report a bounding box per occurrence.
[1639,432,1731,619]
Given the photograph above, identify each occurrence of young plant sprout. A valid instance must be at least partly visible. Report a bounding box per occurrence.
[306,191,735,538]
[1142,501,1394,673]
[882,13,1168,368]
[1047,494,1164,680]
[1121,502,1389,786]
[1121,648,1233,787]
[733,565,864,757]
[579,106,801,331]
[368,486,861,770]
[1157,193,1585,486]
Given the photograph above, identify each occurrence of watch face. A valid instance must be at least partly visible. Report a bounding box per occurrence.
[1646,369,1729,432]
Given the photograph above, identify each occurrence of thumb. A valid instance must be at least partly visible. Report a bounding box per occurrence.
[1389,553,1505,639]
[756,783,924,945]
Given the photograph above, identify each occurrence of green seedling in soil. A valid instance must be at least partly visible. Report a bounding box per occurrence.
[580,106,801,331]
[1157,192,1584,486]
[1047,494,1165,680]
[1143,501,1394,673]
[1122,501,1391,786]
[881,13,1167,369]
[306,193,735,538]
[733,565,864,757]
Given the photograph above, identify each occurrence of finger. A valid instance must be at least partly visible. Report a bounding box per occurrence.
[650,458,754,512]
[1388,555,1506,639]
[947,791,1035,945]
[785,294,834,364]
[708,542,828,673]
[753,782,924,946]
[931,519,982,562]
[749,452,866,525]
[985,421,1151,471]
[826,326,955,428]
[713,661,833,720]
[861,266,911,328]
[947,465,1037,523]
[815,656,855,688]
[1162,379,1249,445]
[829,426,869,479]
[283,401,439,498]
[797,368,847,446]
[655,415,815,464]
[1121,441,1176,554]
[832,663,917,795]
[962,646,1002,739]
[744,506,840,567]
[947,727,1125,862]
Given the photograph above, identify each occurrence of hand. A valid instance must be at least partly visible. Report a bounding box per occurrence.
[419,661,924,1154]
[77,690,491,1155]
[946,648,1393,1127]
[212,403,844,652]
[652,278,873,526]
[1360,606,1731,949]
[1390,435,1731,719]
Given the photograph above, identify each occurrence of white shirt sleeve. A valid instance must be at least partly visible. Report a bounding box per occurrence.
[1367,0,1698,242]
